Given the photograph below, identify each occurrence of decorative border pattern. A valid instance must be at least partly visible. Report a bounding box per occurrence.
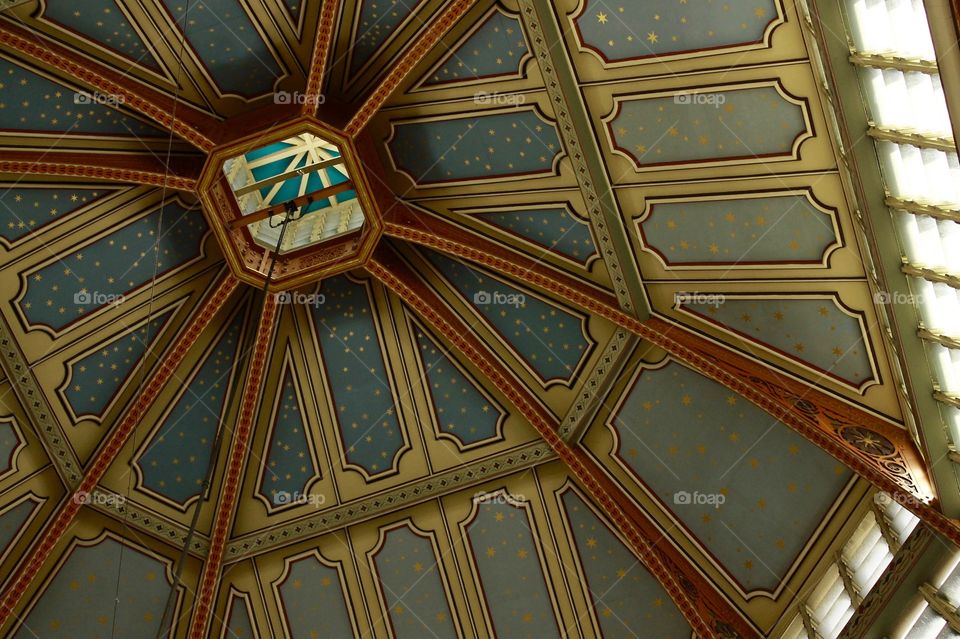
[225,442,556,561]
[88,487,208,556]
[559,327,633,442]
[517,0,638,314]
[301,0,342,115]
[0,313,81,486]
[0,157,196,190]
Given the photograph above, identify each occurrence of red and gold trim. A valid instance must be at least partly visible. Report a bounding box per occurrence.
[302,0,342,116]
[345,0,479,136]
[0,20,220,152]
[188,293,278,639]
[0,150,201,190]
[383,205,620,311]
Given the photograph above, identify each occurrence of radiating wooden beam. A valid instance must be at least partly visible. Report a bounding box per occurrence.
[381,197,954,539]
[366,246,758,639]
[345,0,478,136]
[0,19,220,151]
[0,150,201,190]
[383,204,621,315]
[302,0,342,116]
[188,293,278,639]
[0,274,239,631]
[226,181,354,229]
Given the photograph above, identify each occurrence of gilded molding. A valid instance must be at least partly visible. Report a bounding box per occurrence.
[88,487,209,556]
[559,328,634,442]
[0,314,80,486]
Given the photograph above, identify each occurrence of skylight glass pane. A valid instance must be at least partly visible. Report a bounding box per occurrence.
[863,69,952,138]
[847,0,935,58]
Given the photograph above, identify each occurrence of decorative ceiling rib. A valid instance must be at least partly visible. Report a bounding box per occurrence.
[0,0,957,637]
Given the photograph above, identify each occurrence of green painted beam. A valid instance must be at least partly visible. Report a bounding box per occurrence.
[518,0,650,319]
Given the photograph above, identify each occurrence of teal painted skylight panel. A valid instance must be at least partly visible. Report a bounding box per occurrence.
[351,0,426,73]
[561,490,691,638]
[574,0,778,62]
[373,525,458,639]
[466,499,562,639]
[0,188,108,244]
[138,311,244,506]
[18,204,207,332]
[0,501,35,559]
[14,538,172,639]
[312,276,405,477]
[44,1,163,70]
[413,324,502,447]
[64,311,174,421]
[639,194,837,265]
[259,369,318,508]
[683,297,873,387]
[278,556,354,638]
[609,361,852,591]
[424,251,590,384]
[160,0,282,96]
[0,58,163,136]
[609,86,806,165]
[424,10,528,86]
[224,596,256,639]
[474,207,597,265]
[389,111,562,184]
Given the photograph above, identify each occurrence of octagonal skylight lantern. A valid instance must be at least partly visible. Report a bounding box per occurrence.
[221,131,366,253]
[198,116,382,291]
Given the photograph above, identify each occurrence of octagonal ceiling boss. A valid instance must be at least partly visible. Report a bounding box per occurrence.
[198,117,382,291]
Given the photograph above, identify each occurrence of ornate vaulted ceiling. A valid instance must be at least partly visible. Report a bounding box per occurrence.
[0,0,956,637]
